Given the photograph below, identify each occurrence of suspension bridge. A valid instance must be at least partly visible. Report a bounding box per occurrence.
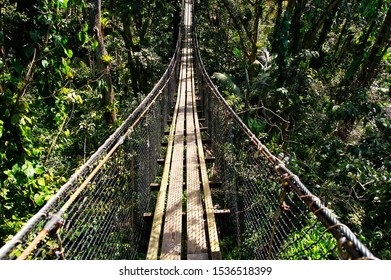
[0,0,376,260]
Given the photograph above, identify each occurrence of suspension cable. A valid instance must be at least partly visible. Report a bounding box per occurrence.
[12,32,183,262]
[192,9,376,260]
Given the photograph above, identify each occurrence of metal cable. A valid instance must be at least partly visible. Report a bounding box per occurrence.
[0,0,376,260]
[0,23,182,261]
[192,5,376,259]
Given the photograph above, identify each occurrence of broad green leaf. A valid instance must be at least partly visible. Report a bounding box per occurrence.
[19,125,31,139]
[17,81,26,91]
[23,115,32,125]
[92,40,99,50]
[35,166,45,175]
[24,148,32,156]
[11,114,21,125]
[78,31,87,44]
[22,161,35,178]
[382,52,391,61]
[12,164,20,175]
[61,36,68,46]
[12,215,20,221]
[66,70,74,80]
[37,178,45,186]
[62,0,69,9]
[211,72,242,96]
[41,60,49,68]
[59,87,71,95]
[233,48,241,59]
[74,94,83,104]
[34,193,45,206]
[64,48,73,58]
[32,148,41,157]
[101,17,110,27]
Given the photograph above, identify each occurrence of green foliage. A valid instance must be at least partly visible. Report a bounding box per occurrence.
[236,218,338,260]
[219,236,241,260]
[0,0,175,246]
[279,219,338,260]
[197,0,391,258]
[212,72,242,96]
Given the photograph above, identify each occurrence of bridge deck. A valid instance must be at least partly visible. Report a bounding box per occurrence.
[146,0,221,260]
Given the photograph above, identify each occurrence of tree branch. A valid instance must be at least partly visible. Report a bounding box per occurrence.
[238,105,291,124]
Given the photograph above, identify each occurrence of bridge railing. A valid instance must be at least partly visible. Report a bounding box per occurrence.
[192,11,375,260]
[0,28,182,260]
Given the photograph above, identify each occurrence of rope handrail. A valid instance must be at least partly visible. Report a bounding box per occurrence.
[0,0,377,260]
[0,25,183,260]
[192,7,376,259]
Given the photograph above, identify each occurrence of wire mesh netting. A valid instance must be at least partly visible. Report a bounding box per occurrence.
[0,33,181,260]
[0,0,377,260]
[193,18,376,260]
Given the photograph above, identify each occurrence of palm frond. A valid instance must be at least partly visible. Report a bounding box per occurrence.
[211,72,243,96]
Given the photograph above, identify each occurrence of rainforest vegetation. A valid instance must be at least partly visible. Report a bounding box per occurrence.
[0,0,179,247]
[196,0,390,258]
[0,0,390,258]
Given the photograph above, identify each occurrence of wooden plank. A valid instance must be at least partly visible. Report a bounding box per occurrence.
[184,0,209,259]
[150,182,160,191]
[191,49,222,260]
[160,91,184,260]
[186,35,208,259]
[160,117,184,259]
[144,209,230,220]
[147,0,221,261]
[159,35,188,260]
[146,47,184,260]
[187,253,209,260]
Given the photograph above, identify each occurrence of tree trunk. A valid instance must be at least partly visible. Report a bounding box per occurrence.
[248,2,263,83]
[275,0,295,87]
[172,0,181,48]
[221,0,251,61]
[334,5,390,141]
[332,17,349,61]
[0,2,4,60]
[271,0,284,54]
[122,14,141,96]
[339,2,389,96]
[90,0,116,126]
[302,0,342,50]
[289,0,307,55]
[356,6,391,89]
[309,8,337,69]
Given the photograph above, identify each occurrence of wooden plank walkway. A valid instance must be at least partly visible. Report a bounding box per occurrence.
[146,0,221,260]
